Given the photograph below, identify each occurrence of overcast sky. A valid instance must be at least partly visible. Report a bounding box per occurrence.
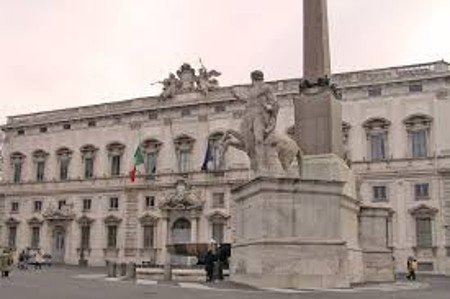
[0,0,449,124]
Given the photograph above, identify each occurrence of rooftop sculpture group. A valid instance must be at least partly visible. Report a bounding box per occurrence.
[155,61,221,99]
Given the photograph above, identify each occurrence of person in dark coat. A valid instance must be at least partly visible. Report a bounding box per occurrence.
[204,250,216,282]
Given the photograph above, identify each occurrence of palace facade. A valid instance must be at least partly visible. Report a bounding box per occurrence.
[0,60,450,274]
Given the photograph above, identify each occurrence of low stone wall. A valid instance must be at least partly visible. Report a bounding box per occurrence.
[136,268,206,282]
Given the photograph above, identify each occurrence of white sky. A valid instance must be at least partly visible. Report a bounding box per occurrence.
[0,0,449,124]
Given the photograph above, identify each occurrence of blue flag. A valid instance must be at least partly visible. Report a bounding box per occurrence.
[201,141,213,171]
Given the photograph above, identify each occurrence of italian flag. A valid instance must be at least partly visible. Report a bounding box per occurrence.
[130,144,144,182]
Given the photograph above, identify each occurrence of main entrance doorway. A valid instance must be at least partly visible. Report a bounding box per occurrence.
[52,226,66,263]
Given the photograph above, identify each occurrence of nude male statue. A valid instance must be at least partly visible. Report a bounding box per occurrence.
[230,70,279,173]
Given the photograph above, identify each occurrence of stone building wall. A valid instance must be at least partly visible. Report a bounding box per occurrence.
[0,61,450,273]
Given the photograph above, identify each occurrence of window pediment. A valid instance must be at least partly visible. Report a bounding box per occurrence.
[206,211,230,222]
[32,149,49,161]
[5,217,20,226]
[363,118,391,132]
[104,215,122,225]
[80,144,98,153]
[78,215,95,226]
[409,204,438,217]
[174,135,195,150]
[139,214,158,225]
[27,217,44,226]
[106,142,125,155]
[403,114,432,130]
[142,139,162,153]
[10,152,25,163]
[56,147,73,158]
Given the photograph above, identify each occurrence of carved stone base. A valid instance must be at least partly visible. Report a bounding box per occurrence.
[230,176,352,289]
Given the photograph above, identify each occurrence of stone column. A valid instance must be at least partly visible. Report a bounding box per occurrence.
[303,0,330,81]
[191,217,198,243]
[294,0,343,157]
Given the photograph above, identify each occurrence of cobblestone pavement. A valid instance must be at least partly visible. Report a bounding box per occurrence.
[1,266,450,299]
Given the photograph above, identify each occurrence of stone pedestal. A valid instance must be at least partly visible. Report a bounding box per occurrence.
[359,207,395,282]
[230,176,352,289]
[294,90,343,157]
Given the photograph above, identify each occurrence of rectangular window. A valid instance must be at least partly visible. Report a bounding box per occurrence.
[58,200,66,210]
[370,132,386,160]
[11,202,19,213]
[36,161,45,181]
[181,108,191,117]
[211,142,223,170]
[214,105,226,113]
[145,196,155,209]
[411,130,427,158]
[83,199,92,211]
[39,127,48,133]
[111,155,121,176]
[8,226,17,248]
[81,226,91,249]
[31,227,40,248]
[60,159,69,180]
[88,120,96,127]
[34,201,42,212]
[109,197,119,210]
[63,123,71,130]
[17,129,25,136]
[212,223,224,244]
[415,183,430,200]
[179,150,190,172]
[409,83,423,93]
[212,193,225,208]
[84,158,94,179]
[107,225,117,248]
[143,225,154,248]
[373,186,388,202]
[368,86,382,97]
[13,163,22,183]
[416,218,432,247]
[146,152,157,176]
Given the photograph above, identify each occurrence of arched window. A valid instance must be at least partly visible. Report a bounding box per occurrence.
[106,142,125,177]
[32,149,49,182]
[56,147,73,181]
[80,145,98,179]
[142,139,162,177]
[404,115,432,158]
[10,152,25,183]
[363,118,391,161]
[174,135,195,173]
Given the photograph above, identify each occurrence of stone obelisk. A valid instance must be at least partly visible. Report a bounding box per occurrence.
[294,0,343,157]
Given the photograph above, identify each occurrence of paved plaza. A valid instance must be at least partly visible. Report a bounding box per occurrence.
[1,266,450,299]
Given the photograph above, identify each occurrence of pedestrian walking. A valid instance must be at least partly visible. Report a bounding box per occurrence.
[18,250,27,270]
[0,248,14,278]
[204,250,216,283]
[406,256,417,281]
[35,250,44,270]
